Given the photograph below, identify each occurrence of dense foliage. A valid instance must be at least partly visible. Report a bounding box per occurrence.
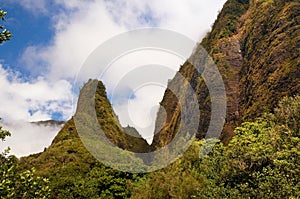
[132,95,300,198]
[0,121,51,199]
[18,96,300,198]
[19,118,140,199]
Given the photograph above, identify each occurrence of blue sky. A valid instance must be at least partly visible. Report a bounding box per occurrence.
[1,3,53,76]
[0,0,227,156]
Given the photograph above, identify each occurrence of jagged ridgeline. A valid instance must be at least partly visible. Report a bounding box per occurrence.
[152,0,300,146]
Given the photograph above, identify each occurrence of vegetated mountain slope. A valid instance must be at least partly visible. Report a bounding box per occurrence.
[131,95,300,199]
[152,0,300,147]
[239,0,300,120]
[75,79,151,153]
[23,80,151,168]
[19,0,299,197]
[20,80,150,198]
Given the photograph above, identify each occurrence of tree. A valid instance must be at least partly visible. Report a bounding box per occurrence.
[0,121,51,198]
[196,95,300,198]
[0,8,12,44]
[0,123,11,141]
[130,96,300,198]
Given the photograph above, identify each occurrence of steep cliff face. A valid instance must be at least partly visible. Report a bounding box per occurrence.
[152,0,300,147]
[240,0,300,120]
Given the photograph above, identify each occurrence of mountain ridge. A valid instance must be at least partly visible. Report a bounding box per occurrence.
[19,0,300,197]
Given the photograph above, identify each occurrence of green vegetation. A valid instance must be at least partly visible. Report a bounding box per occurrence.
[202,0,249,48]
[240,0,300,120]
[0,8,12,44]
[75,80,151,153]
[1,0,299,198]
[0,121,51,198]
[131,95,300,198]
[154,0,299,145]
[19,118,141,199]
[20,81,148,198]
[19,90,300,198]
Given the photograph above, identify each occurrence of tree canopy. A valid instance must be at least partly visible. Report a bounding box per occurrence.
[0,120,51,198]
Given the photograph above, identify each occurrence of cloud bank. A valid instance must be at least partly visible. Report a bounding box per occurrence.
[0,120,62,157]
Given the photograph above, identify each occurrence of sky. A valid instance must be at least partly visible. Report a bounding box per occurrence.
[0,0,227,156]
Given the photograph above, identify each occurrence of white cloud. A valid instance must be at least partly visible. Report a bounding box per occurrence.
[150,0,226,40]
[13,0,48,14]
[25,1,127,82]
[0,120,62,157]
[115,85,167,144]
[0,64,72,157]
[0,64,73,122]
[21,0,227,81]
[104,50,185,143]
